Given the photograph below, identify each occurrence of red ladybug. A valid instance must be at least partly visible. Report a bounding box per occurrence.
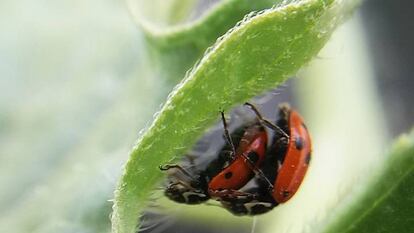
[273,105,311,203]
[212,103,312,215]
[160,103,312,216]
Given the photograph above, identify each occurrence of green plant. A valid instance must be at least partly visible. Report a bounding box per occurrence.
[1,1,411,233]
[113,0,414,232]
[111,1,411,233]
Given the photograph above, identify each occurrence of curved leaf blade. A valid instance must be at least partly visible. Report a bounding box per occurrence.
[129,0,282,82]
[112,1,360,233]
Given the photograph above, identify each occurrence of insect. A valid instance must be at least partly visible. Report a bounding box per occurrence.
[160,110,268,205]
[160,103,312,216]
[214,103,312,215]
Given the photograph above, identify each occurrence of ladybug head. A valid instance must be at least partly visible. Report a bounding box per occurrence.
[164,182,209,205]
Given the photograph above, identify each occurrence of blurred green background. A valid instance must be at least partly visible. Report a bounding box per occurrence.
[0,0,412,233]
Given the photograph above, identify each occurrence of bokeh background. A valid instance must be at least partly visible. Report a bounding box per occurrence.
[0,0,412,233]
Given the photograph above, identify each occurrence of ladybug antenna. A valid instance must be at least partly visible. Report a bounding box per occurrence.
[244,102,290,139]
[220,111,237,160]
[241,152,275,190]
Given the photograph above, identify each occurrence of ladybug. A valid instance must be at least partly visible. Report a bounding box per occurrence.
[272,104,312,203]
[160,103,312,216]
[213,103,312,215]
[160,111,268,205]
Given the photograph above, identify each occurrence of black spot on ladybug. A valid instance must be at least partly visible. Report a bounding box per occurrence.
[247,151,259,163]
[225,171,233,179]
[282,190,290,198]
[305,152,311,164]
[295,137,304,150]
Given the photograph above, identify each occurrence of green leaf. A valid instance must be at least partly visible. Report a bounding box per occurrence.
[128,0,282,82]
[112,1,360,233]
[323,128,414,233]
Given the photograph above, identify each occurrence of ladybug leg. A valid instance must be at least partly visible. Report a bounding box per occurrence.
[275,136,289,148]
[220,111,237,160]
[249,164,275,192]
[236,153,275,192]
[244,102,290,139]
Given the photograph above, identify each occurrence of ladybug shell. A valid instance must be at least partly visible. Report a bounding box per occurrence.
[273,110,311,203]
[208,124,267,193]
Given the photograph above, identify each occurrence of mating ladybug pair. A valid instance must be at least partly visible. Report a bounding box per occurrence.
[160,103,311,215]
